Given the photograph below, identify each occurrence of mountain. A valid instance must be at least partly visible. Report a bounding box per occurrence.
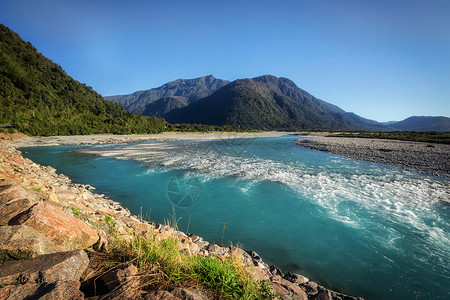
[165,75,386,131]
[381,121,398,126]
[388,116,450,132]
[105,75,230,117]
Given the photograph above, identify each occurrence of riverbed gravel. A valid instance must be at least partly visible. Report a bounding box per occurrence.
[296,136,450,177]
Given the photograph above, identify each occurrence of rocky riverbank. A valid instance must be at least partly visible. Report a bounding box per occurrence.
[0,133,363,299]
[296,136,450,177]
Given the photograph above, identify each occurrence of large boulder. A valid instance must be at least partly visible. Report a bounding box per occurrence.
[11,202,99,251]
[0,225,58,265]
[0,250,89,286]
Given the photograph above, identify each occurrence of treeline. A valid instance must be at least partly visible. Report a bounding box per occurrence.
[0,24,169,136]
[329,131,450,144]
[167,123,252,132]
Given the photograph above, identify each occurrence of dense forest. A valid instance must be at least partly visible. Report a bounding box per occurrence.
[0,24,168,136]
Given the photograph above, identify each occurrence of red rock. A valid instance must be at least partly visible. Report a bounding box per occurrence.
[0,250,89,286]
[11,202,98,251]
[0,225,58,264]
[0,281,83,300]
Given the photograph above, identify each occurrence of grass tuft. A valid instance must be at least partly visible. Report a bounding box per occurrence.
[109,233,274,299]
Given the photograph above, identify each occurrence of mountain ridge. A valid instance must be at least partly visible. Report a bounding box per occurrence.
[387,116,450,132]
[164,75,386,131]
[105,75,230,116]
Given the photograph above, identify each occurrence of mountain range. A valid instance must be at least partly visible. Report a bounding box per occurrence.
[383,116,450,132]
[108,75,388,131]
[107,76,450,132]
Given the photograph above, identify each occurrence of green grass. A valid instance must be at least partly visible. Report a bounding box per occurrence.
[71,207,81,216]
[109,234,274,299]
[328,131,450,144]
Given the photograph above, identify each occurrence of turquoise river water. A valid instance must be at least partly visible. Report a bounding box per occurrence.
[20,135,449,300]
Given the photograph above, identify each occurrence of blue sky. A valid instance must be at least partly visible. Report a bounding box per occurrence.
[1,0,449,122]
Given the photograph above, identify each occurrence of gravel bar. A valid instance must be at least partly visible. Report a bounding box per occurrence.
[296,136,450,177]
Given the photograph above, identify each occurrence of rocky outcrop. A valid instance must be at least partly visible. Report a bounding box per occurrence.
[0,136,363,300]
[0,250,89,286]
[0,225,58,264]
[0,281,84,300]
[11,202,99,251]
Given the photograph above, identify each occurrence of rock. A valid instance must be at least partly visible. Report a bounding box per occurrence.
[269,265,284,277]
[271,275,308,300]
[1,198,35,226]
[99,263,139,292]
[316,287,333,300]
[0,250,89,286]
[283,272,309,284]
[11,202,99,251]
[0,184,36,225]
[142,290,181,300]
[249,265,271,281]
[0,184,31,204]
[171,287,211,300]
[92,229,108,252]
[0,225,58,265]
[205,244,227,256]
[131,223,152,236]
[0,281,84,300]
[301,281,319,296]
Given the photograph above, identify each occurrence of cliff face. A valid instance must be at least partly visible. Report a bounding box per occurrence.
[0,134,362,300]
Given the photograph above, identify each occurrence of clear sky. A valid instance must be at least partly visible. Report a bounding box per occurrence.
[1,0,449,122]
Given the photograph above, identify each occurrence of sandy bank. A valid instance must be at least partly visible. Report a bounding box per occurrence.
[13,131,292,147]
[296,136,450,177]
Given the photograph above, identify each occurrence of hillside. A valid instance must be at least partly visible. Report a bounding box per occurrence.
[165,75,386,131]
[106,75,230,116]
[0,24,167,136]
[388,116,450,132]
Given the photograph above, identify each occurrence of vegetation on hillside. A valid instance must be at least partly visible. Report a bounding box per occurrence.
[0,24,168,136]
[165,75,387,131]
[328,131,450,144]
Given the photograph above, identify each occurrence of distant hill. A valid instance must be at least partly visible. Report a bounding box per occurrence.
[164,75,386,131]
[388,116,450,132]
[106,75,230,116]
[0,24,167,136]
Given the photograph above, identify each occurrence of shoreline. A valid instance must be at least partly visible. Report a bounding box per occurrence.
[296,136,450,177]
[13,131,293,148]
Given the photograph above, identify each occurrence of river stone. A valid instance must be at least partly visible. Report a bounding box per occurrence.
[11,202,99,251]
[0,250,89,286]
[0,281,83,300]
[0,225,58,265]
